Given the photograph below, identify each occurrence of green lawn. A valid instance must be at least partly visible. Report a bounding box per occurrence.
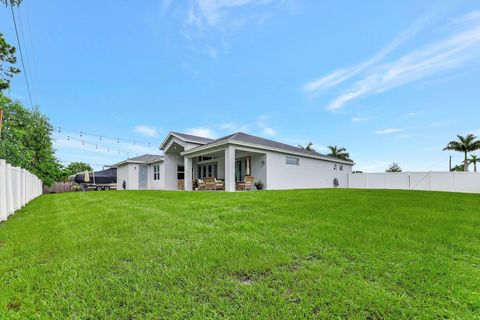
[0,189,479,319]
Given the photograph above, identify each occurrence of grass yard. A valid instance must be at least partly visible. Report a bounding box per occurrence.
[0,189,479,319]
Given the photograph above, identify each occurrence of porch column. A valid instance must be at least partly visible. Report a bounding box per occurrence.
[184,156,193,191]
[224,145,236,192]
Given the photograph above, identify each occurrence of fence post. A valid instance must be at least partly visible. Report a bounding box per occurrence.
[0,160,7,221]
[13,167,21,211]
[20,168,26,207]
[6,163,14,216]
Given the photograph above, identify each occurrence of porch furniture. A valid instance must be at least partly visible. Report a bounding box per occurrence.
[236,176,254,191]
[204,177,224,191]
[215,178,225,190]
[196,179,206,190]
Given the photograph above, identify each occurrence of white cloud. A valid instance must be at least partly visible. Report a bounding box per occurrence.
[185,127,217,138]
[407,112,417,117]
[303,10,480,111]
[219,122,249,132]
[192,0,275,27]
[262,127,276,136]
[256,115,276,136]
[175,0,295,58]
[302,7,442,96]
[134,125,159,137]
[373,128,405,134]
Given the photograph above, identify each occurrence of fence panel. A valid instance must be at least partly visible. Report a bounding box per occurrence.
[349,171,480,193]
[43,181,73,194]
[0,159,43,222]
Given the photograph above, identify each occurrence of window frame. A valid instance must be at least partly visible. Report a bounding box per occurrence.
[153,164,160,181]
[177,165,185,180]
[286,156,299,166]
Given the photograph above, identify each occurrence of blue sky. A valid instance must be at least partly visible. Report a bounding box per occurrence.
[1,0,480,171]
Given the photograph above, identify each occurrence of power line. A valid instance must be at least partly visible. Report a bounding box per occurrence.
[58,160,112,168]
[16,3,36,100]
[9,3,34,108]
[55,126,160,148]
[53,133,140,158]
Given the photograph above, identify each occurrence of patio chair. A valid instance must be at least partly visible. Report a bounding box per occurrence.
[236,176,254,191]
[214,178,225,191]
[204,177,224,191]
[196,179,206,190]
[204,177,215,190]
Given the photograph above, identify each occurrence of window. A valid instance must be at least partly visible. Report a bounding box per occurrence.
[177,165,185,180]
[339,165,344,171]
[197,163,218,179]
[334,164,337,170]
[286,156,299,165]
[153,164,160,180]
[198,156,214,162]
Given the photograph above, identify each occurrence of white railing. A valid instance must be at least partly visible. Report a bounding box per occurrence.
[349,171,480,193]
[0,159,43,222]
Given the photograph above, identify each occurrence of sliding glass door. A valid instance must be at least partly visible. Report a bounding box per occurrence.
[197,163,218,179]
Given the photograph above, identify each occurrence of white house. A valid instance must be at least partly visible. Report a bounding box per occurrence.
[112,131,353,191]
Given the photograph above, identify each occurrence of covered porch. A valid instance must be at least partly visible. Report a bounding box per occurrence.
[183,146,266,192]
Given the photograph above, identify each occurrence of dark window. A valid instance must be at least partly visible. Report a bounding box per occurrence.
[153,164,160,180]
[177,165,184,180]
[286,156,299,165]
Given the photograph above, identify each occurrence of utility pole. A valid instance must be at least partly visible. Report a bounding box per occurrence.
[449,155,452,172]
[0,108,3,139]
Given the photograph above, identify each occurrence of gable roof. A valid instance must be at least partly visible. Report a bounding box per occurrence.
[160,131,215,150]
[183,132,354,164]
[111,154,164,168]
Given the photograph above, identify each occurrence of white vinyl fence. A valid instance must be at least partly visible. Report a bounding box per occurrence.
[0,159,43,222]
[349,171,480,193]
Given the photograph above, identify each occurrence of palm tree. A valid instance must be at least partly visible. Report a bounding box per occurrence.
[386,162,402,172]
[469,154,479,172]
[443,134,480,172]
[327,145,350,160]
[298,142,315,152]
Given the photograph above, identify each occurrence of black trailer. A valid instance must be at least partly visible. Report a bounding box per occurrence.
[73,168,117,191]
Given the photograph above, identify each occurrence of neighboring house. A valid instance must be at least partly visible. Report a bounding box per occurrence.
[112,131,354,191]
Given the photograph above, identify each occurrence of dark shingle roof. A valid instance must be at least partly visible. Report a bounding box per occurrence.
[112,154,163,167]
[126,154,164,163]
[171,132,215,145]
[189,132,353,163]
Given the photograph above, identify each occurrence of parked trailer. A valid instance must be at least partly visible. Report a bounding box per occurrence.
[71,168,117,191]
[82,183,117,191]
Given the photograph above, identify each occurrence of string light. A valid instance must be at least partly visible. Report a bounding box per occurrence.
[53,125,157,148]
[54,134,139,157]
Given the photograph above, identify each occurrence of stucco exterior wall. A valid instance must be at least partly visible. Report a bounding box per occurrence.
[265,151,352,190]
[116,164,139,190]
[163,154,184,190]
[250,153,266,186]
[147,161,164,190]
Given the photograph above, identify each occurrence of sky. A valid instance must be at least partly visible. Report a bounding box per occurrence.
[1,0,480,171]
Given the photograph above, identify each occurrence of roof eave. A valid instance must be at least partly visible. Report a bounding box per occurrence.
[182,140,354,165]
